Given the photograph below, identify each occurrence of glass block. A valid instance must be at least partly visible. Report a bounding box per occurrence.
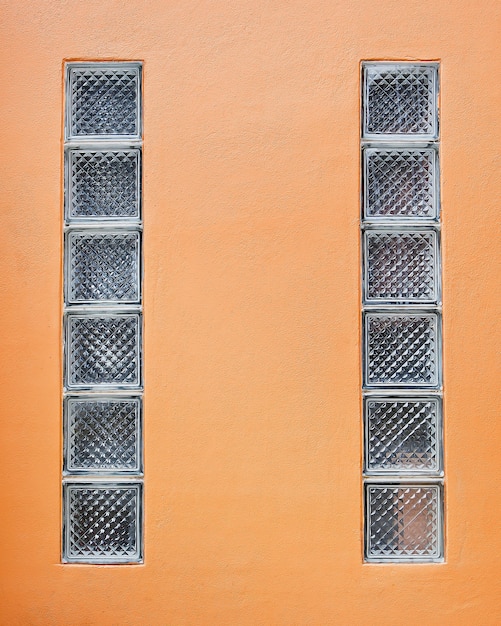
[63,482,142,563]
[65,313,142,390]
[363,63,438,139]
[66,63,141,139]
[66,149,141,221]
[66,231,141,304]
[64,397,142,474]
[363,148,438,219]
[364,397,441,474]
[365,484,442,561]
[364,312,440,388]
[363,230,439,303]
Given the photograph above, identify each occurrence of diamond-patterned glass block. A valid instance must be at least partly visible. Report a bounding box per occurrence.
[66,231,141,304]
[363,148,438,219]
[365,484,442,560]
[65,313,142,389]
[66,64,141,139]
[365,398,441,474]
[363,230,439,303]
[363,63,438,139]
[64,397,142,474]
[66,149,141,221]
[364,312,440,388]
[63,482,142,562]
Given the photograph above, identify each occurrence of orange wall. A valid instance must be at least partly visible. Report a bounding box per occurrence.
[1,1,500,624]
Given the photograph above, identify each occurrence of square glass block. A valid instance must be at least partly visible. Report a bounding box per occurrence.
[66,230,141,304]
[64,397,142,474]
[63,482,142,563]
[362,63,439,140]
[364,397,442,474]
[66,63,142,140]
[65,313,142,390]
[363,312,440,388]
[365,484,443,561]
[66,148,141,221]
[363,229,439,304]
[363,148,439,220]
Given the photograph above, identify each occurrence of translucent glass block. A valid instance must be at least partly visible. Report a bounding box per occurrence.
[365,484,442,561]
[363,230,439,303]
[364,312,440,388]
[63,482,142,563]
[363,148,438,219]
[65,313,142,390]
[66,149,141,221]
[362,63,438,139]
[64,397,142,474]
[66,64,141,139]
[364,397,441,474]
[66,231,141,304]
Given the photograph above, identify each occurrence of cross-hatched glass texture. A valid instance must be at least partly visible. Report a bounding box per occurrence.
[67,149,140,221]
[366,484,442,560]
[363,148,438,219]
[63,483,142,562]
[365,398,441,474]
[363,64,438,138]
[364,313,440,387]
[67,65,141,138]
[66,231,141,304]
[66,314,141,389]
[364,230,438,303]
[65,397,142,474]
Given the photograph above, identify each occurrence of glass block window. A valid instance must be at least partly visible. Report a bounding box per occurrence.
[362,63,438,139]
[363,148,438,220]
[64,397,142,474]
[361,62,443,563]
[364,397,442,474]
[66,64,142,140]
[365,484,443,561]
[364,312,440,388]
[63,62,143,564]
[363,230,439,304]
[65,230,141,304]
[63,483,143,563]
[66,149,141,221]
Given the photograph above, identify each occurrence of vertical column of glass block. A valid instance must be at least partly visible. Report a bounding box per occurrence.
[361,62,443,562]
[62,62,143,563]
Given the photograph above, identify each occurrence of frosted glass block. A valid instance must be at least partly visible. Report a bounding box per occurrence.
[65,313,142,390]
[365,484,442,561]
[364,397,441,474]
[63,482,142,563]
[66,64,141,139]
[363,63,438,139]
[66,149,141,221]
[363,230,439,303]
[66,231,141,304]
[363,148,438,219]
[64,397,142,474]
[363,312,440,388]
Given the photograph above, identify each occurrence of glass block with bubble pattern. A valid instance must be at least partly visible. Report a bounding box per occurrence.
[64,396,142,474]
[66,148,141,221]
[363,148,438,220]
[363,312,440,388]
[362,63,438,139]
[66,63,141,139]
[63,482,142,563]
[365,484,442,561]
[364,397,441,474]
[363,229,439,304]
[65,313,142,390]
[66,230,141,304]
